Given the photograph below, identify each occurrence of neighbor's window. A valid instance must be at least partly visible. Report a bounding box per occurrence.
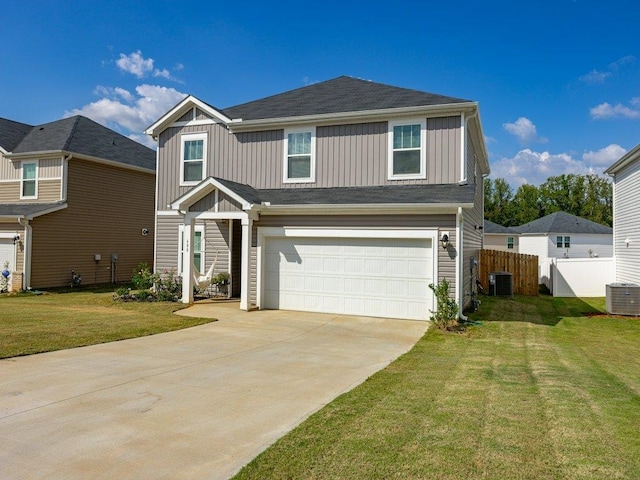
[556,236,570,248]
[178,225,205,275]
[21,161,38,199]
[388,119,426,179]
[284,128,315,182]
[181,133,207,185]
[507,236,514,249]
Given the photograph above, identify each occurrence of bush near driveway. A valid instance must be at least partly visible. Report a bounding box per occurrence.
[0,287,214,358]
[234,295,640,480]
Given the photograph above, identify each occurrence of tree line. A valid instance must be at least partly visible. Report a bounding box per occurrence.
[484,173,612,227]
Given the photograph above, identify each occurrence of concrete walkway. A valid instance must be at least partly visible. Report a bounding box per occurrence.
[0,302,428,480]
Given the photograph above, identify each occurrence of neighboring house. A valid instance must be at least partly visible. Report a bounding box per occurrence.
[517,211,613,286]
[483,220,519,252]
[0,116,156,290]
[605,143,640,284]
[145,76,489,321]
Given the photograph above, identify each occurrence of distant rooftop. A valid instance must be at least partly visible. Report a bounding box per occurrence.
[517,211,612,235]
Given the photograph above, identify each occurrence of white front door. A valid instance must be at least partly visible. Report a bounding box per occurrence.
[263,236,433,320]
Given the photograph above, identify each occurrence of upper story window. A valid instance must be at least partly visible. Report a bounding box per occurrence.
[556,236,570,248]
[284,127,315,183]
[21,161,38,199]
[180,133,207,185]
[507,236,514,249]
[388,119,426,180]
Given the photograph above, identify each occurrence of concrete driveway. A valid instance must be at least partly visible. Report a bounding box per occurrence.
[0,302,427,480]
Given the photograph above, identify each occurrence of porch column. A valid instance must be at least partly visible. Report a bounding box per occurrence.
[181,216,195,304]
[240,215,253,310]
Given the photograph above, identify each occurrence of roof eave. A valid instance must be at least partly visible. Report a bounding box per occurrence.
[7,150,154,174]
[604,143,640,175]
[259,202,473,215]
[227,102,479,132]
[145,95,232,137]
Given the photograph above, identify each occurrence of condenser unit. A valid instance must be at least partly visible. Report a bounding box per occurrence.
[488,271,513,297]
[606,283,640,316]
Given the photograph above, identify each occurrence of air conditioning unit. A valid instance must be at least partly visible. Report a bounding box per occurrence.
[606,283,640,316]
[488,271,513,297]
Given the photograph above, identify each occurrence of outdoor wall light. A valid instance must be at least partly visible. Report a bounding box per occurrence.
[440,232,450,250]
[12,234,20,244]
[625,238,631,247]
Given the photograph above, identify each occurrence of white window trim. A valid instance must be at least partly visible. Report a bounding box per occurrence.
[283,127,316,184]
[507,236,514,249]
[20,160,38,199]
[180,132,208,186]
[387,118,427,180]
[178,224,205,275]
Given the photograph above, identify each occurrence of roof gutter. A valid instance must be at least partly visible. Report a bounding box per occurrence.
[6,150,154,174]
[258,202,473,215]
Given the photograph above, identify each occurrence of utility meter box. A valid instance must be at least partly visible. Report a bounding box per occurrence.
[111,253,118,263]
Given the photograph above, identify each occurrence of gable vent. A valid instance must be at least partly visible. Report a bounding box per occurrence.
[606,283,640,316]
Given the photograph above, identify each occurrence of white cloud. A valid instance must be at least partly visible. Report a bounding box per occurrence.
[153,68,171,79]
[116,50,154,78]
[490,148,610,186]
[65,84,187,138]
[609,55,636,70]
[503,117,547,144]
[579,69,611,84]
[582,144,627,165]
[590,101,640,119]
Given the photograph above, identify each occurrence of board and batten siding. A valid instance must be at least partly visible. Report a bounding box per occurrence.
[156,116,462,208]
[613,157,640,283]
[28,159,154,288]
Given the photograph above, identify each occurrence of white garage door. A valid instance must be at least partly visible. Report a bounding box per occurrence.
[0,240,14,270]
[263,237,433,320]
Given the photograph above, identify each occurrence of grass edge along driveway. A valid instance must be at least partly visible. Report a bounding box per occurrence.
[234,295,640,480]
[0,289,215,359]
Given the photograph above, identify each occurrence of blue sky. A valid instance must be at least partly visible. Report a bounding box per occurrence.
[2,0,639,186]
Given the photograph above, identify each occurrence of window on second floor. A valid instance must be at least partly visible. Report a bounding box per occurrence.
[556,236,570,248]
[21,161,38,199]
[284,128,315,183]
[507,236,514,249]
[181,133,207,185]
[388,119,426,179]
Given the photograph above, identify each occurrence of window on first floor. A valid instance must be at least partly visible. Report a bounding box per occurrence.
[21,161,38,199]
[507,236,514,249]
[556,236,570,248]
[181,133,207,185]
[388,119,426,179]
[284,128,315,182]
[178,225,205,275]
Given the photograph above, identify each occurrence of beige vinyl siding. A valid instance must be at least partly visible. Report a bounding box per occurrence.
[157,116,463,207]
[255,214,457,298]
[190,193,217,212]
[0,183,20,202]
[613,158,640,283]
[155,215,182,272]
[217,192,243,213]
[28,160,154,288]
[484,234,519,253]
[0,155,21,180]
[0,157,62,203]
[37,180,62,202]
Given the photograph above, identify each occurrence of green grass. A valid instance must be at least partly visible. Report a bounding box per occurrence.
[234,295,640,480]
[0,286,215,358]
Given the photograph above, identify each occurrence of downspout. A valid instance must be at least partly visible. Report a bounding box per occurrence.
[460,110,479,184]
[18,217,31,290]
[61,154,72,201]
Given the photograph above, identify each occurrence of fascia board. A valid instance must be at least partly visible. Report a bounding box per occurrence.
[259,203,472,215]
[27,203,68,219]
[604,143,640,175]
[6,150,154,174]
[228,102,478,132]
[145,96,233,137]
[170,177,252,211]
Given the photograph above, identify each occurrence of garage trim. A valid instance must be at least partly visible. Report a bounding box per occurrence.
[256,226,439,316]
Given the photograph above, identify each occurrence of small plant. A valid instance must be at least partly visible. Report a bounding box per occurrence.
[212,272,230,286]
[132,262,154,290]
[428,277,459,331]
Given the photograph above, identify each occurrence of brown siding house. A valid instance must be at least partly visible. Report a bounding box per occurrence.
[0,116,155,290]
[146,76,490,320]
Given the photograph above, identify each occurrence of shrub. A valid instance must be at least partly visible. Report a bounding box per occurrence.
[132,262,154,290]
[428,278,459,331]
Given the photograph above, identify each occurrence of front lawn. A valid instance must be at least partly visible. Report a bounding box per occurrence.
[0,287,214,358]
[234,295,640,480]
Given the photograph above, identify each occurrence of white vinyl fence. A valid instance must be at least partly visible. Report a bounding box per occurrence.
[551,257,614,297]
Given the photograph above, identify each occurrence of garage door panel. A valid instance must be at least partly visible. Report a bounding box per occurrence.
[263,236,434,320]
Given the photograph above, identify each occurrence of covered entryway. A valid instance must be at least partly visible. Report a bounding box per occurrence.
[262,235,434,320]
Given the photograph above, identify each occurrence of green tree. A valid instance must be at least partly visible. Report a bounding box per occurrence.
[511,183,542,225]
[484,178,515,226]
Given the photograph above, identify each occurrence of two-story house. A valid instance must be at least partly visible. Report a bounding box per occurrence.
[0,115,155,290]
[146,76,489,321]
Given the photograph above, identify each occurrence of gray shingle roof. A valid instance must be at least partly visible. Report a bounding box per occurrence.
[214,178,476,206]
[484,220,520,234]
[517,211,612,235]
[0,202,66,218]
[7,116,155,171]
[222,76,472,121]
[0,118,33,152]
